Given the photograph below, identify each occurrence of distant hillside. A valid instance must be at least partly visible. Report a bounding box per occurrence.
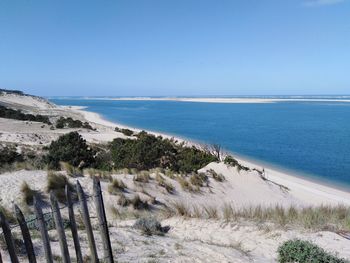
[0,88,25,95]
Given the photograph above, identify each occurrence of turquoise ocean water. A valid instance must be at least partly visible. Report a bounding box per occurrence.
[51,97,350,190]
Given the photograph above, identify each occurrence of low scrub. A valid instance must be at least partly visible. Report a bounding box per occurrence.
[134,217,170,236]
[115,127,134,136]
[110,131,217,173]
[278,239,347,263]
[224,155,250,172]
[0,146,23,168]
[0,105,51,124]
[46,132,95,169]
[55,117,93,130]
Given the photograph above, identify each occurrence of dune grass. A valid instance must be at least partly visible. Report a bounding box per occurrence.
[165,202,350,231]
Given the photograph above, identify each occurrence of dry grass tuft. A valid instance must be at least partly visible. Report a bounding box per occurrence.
[155,174,175,194]
[21,181,43,205]
[108,179,127,194]
[131,194,150,210]
[134,171,151,183]
[177,177,194,192]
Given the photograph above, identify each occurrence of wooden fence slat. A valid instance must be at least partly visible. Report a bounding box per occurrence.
[0,211,19,263]
[66,185,83,263]
[14,204,37,263]
[50,192,71,263]
[93,177,114,263]
[34,197,53,263]
[76,181,99,263]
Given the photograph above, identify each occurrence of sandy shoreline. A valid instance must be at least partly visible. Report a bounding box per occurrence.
[70,105,350,207]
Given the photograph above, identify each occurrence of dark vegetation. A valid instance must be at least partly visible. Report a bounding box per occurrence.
[110,131,218,173]
[0,88,24,95]
[224,155,250,172]
[115,127,134,136]
[46,132,95,169]
[278,239,347,263]
[0,146,23,167]
[56,117,93,130]
[0,105,51,124]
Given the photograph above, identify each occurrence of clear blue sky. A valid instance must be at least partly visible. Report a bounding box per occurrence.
[0,0,349,96]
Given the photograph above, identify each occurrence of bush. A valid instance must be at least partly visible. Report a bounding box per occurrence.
[278,239,347,263]
[55,117,93,130]
[46,132,95,169]
[110,131,217,173]
[224,155,250,172]
[115,127,134,136]
[0,105,51,124]
[133,217,170,236]
[0,146,23,167]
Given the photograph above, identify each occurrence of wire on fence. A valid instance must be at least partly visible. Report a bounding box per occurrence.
[0,191,101,236]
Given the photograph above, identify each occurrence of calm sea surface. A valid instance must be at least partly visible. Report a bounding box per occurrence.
[51,98,350,189]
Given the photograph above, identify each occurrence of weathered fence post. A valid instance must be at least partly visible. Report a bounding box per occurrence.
[50,192,71,263]
[76,181,99,263]
[0,211,19,263]
[34,196,53,263]
[14,204,37,263]
[93,177,114,263]
[66,185,83,263]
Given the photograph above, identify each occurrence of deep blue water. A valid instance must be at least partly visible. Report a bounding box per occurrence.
[51,98,350,189]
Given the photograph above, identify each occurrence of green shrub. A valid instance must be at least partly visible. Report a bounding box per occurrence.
[0,146,23,167]
[115,127,134,136]
[0,105,51,124]
[224,155,249,172]
[278,239,347,263]
[110,131,217,173]
[46,132,95,169]
[55,117,93,130]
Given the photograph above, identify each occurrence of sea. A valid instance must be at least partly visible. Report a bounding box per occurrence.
[50,96,350,190]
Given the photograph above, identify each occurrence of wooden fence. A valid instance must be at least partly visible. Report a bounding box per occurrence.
[0,177,114,263]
